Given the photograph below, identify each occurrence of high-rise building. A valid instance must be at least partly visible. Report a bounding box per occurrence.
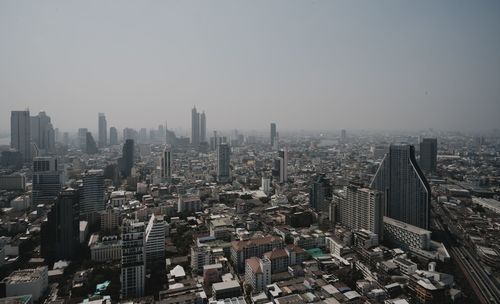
[341,129,347,142]
[98,113,107,148]
[119,139,134,178]
[145,214,166,266]
[371,144,431,229]
[41,188,80,262]
[139,128,148,144]
[80,170,105,214]
[63,132,69,146]
[10,110,31,162]
[200,111,207,143]
[160,145,172,182]
[121,219,145,299]
[273,149,288,184]
[109,127,118,145]
[191,106,200,146]
[270,123,277,147]
[78,128,88,150]
[309,174,332,212]
[32,156,62,205]
[216,143,231,183]
[123,128,138,142]
[420,138,437,173]
[30,111,55,153]
[337,184,384,237]
[85,132,98,154]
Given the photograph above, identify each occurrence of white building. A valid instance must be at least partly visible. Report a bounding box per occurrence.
[244,257,271,293]
[89,234,122,262]
[383,216,431,251]
[338,184,384,237]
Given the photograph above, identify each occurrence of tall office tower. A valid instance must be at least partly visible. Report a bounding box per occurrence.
[41,188,80,263]
[420,138,437,173]
[78,128,88,150]
[309,174,332,212]
[160,145,172,182]
[200,111,206,143]
[63,132,69,146]
[158,124,165,143]
[216,143,231,183]
[270,123,277,147]
[109,127,118,145]
[10,110,31,162]
[139,128,148,144]
[338,183,384,237]
[278,149,288,183]
[120,139,135,178]
[341,129,347,142]
[80,170,105,214]
[121,219,145,299]
[191,106,200,146]
[98,113,107,148]
[273,132,280,150]
[123,128,138,142]
[371,144,431,229]
[32,156,62,204]
[30,111,55,153]
[145,215,166,266]
[54,128,60,143]
[85,132,98,154]
[210,130,218,151]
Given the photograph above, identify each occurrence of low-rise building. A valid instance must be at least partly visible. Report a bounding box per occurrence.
[1,266,48,302]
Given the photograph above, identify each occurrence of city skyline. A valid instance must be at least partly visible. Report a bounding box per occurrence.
[1,1,500,132]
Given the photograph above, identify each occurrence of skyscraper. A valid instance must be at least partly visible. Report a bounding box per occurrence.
[98,113,107,148]
[310,174,332,212]
[80,169,105,214]
[121,219,145,299]
[270,123,277,147]
[119,139,134,178]
[85,132,98,154]
[109,127,118,145]
[191,106,200,146]
[420,138,437,173]
[32,156,62,205]
[30,111,55,153]
[278,149,288,183]
[337,183,384,237]
[200,111,206,143]
[78,128,88,150]
[41,188,80,263]
[341,129,347,142]
[216,143,231,183]
[10,110,31,162]
[160,145,172,182]
[371,144,431,229]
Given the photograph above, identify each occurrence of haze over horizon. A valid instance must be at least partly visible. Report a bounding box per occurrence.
[1,1,500,133]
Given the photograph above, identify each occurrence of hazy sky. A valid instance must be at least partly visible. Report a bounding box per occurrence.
[1,1,499,133]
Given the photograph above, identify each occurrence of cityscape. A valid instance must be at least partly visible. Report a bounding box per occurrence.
[1,1,500,304]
